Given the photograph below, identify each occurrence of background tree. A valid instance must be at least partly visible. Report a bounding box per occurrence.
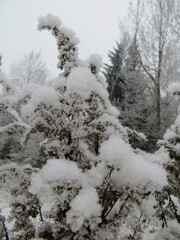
[104,39,127,105]
[0,51,48,167]
[10,50,50,88]
[104,34,158,151]
[109,0,179,151]
[135,0,176,135]
[0,70,46,167]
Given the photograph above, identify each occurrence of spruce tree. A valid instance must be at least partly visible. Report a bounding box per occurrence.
[120,38,148,131]
[104,41,126,105]
[104,37,156,151]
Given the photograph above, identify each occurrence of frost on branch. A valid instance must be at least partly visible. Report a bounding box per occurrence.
[0,73,30,136]
[0,163,40,239]
[0,72,15,94]
[38,13,79,77]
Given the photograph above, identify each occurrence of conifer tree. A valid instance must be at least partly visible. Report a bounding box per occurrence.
[104,41,126,105]
[104,37,157,151]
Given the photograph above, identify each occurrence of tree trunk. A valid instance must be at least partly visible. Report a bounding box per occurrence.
[156,82,161,131]
[156,0,163,134]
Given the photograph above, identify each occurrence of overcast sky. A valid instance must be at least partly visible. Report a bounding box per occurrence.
[0,0,130,76]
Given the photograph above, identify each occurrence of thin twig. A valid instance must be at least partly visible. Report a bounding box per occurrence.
[0,215,10,240]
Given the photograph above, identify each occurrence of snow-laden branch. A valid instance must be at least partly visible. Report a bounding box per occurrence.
[38,13,80,77]
[0,121,30,134]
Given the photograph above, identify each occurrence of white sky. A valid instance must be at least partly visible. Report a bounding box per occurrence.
[0,0,129,76]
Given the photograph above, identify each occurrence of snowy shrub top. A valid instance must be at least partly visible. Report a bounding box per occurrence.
[168,82,180,100]
[100,135,167,189]
[41,159,82,182]
[38,13,62,31]
[21,85,59,118]
[60,26,80,45]
[38,14,80,77]
[66,66,107,100]
[86,53,103,74]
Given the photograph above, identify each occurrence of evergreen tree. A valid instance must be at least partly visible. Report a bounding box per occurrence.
[104,41,126,105]
[104,37,157,151]
[120,38,148,131]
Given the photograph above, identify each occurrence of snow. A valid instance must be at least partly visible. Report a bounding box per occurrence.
[38,14,80,45]
[0,71,15,93]
[163,128,176,141]
[85,162,106,187]
[0,191,10,215]
[97,74,108,89]
[29,159,105,193]
[87,53,103,73]
[100,135,167,189]
[41,159,82,183]
[155,219,180,239]
[66,66,108,100]
[60,26,80,45]
[49,76,67,90]
[66,188,101,232]
[21,85,59,117]
[168,82,180,96]
[0,121,29,134]
[37,13,62,31]
[29,159,83,202]
[28,85,59,106]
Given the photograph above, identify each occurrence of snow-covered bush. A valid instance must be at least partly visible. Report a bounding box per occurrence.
[156,82,180,239]
[0,72,46,166]
[0,163,40,239]
[160,83,180,199]
[0,14,171,239]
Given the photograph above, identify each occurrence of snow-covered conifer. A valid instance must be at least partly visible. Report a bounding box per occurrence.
[103,37,157,152]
